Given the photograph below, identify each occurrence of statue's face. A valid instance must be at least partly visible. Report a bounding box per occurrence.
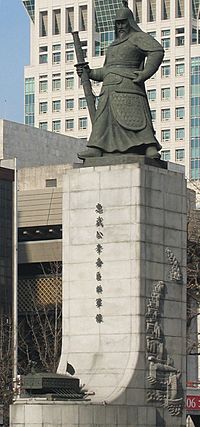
[116,19,131,39]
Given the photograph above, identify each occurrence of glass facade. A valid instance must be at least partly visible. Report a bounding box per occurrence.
[23,0,35,22]
[191,57,200,180]
[94,0,122,54]
[25,77,35,126]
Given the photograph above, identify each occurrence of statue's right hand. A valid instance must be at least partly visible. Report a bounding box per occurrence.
[75,64,90,77]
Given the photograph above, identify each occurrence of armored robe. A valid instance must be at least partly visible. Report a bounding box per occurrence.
[87,31,164,153]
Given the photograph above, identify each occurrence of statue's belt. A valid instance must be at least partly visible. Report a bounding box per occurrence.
[106,64,140,69]
[103,70,144,86]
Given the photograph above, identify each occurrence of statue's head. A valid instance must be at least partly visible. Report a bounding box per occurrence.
[115,6,142,39]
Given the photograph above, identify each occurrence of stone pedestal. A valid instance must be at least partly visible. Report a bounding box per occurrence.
[10,160,187,427]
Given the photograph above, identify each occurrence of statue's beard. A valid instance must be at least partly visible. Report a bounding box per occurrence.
[118,30,127,39]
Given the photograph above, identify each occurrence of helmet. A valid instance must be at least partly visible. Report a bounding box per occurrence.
[114,6,142,36]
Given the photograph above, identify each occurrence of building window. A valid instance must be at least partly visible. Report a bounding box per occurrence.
[135,0,142,23]
[176,0,184,17]
[95,41,101,56]
[39,122,48,130]
[161,29,170,37]
[79,117,87,130]
[25,77,35,126]
[162,0,170,20]
[161,38,170,49]
[39,101,48,114]
[175,128,185,140]
[39,79,48,92]
[65,119,74,131]
[161,108,170,121]
[161,150,171,161]
[81,41,87,59]
[175,149,185,161]
[52,44,61,64]
[66,7,74,33]
[52,120,61,132]
[39,45,48,64]
[192,27,198,44]
[176,107,185,119]
[147,31,156,38]
[52,100,61,112]
[161,87,170,100]
[52,73,61,91]
[79,97,87,110]
[65,43,74,62]
[79,5,87,31]
[46,179,57,188]
[176,35,185,46]
[148,0,156,22]
[175,86,184,98]
[150,110,156,121]
[65,72,74,89]
[52,9,61,35]
[161,129,171,142]
[161,65,170,77]
[66,98,74,110]
[175,63,185,76]
[39,11,48,37]
[147,89,156,101]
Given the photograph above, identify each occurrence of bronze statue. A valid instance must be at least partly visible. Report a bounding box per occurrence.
[76,5,164,160]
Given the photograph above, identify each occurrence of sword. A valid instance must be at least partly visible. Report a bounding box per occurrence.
[72,31,96,124]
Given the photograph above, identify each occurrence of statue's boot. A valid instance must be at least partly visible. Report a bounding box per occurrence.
[145,146,161,160]
[77,147,102,160]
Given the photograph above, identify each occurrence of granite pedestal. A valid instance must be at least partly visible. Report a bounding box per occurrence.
[10,159,187,427]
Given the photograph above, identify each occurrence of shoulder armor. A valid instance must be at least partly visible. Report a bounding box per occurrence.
[132,32,164,52]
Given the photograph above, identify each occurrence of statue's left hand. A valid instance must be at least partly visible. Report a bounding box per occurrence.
[132,71,145,84]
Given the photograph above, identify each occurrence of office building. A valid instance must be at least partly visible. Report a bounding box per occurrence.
[0,165,14,314]
[23,0,200,179]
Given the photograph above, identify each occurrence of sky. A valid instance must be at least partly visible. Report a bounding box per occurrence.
[0,0,30,124]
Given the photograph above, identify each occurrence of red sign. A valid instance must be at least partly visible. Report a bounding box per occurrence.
[186,395,200,410]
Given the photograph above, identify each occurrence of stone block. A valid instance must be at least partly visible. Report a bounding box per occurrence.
[93,405,106,424]
[144,224,164,245]
[144,207,164,227]
[69,209,95,227]
[10,405,25,424]
[137,407,147,425]
[164,193,183,213]
[24,405,42,424]
[163,318,182,337]
[164,228,182,248]
[127,406,138,424]
[105,206,131,225]
[100,168,132,189]
[70,190,97,209]
[78,405,94,424]
[145,169,163,191]
[69,225,96,245]
[164,210,183,230]
[69,170,99,191]
[117,407,128,424]
[144,189,164,210]
[104,224,132,243]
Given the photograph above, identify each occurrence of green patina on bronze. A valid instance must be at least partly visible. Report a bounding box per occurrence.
[76,5,164,160]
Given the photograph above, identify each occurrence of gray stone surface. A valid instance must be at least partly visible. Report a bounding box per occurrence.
[10,161,187,427]
[0,119,85,169]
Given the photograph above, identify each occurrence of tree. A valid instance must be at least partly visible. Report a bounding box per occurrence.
[18,261,62,374]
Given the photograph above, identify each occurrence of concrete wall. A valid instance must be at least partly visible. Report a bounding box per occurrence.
[0,119,85,169]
